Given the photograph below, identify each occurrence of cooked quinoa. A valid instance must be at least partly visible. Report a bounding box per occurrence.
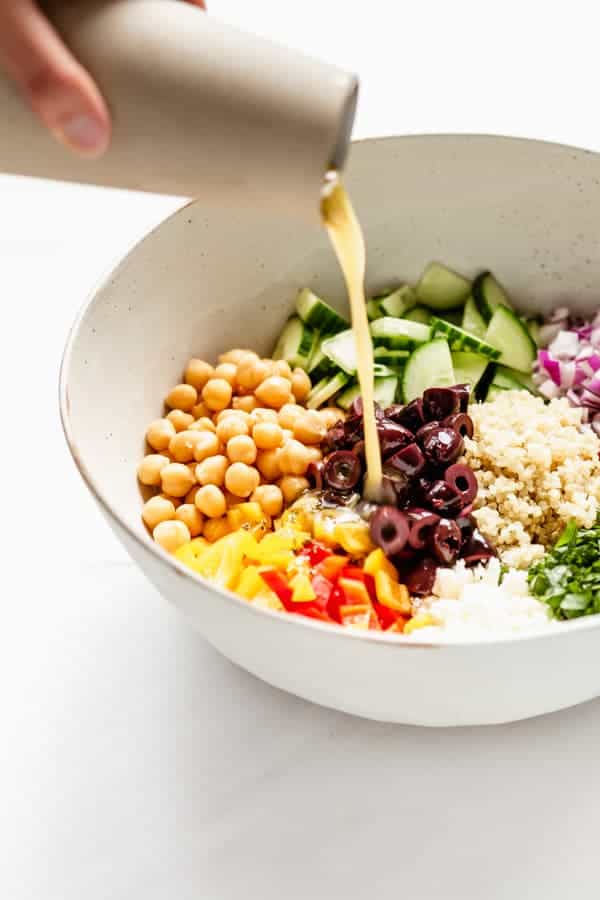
[463,391,600,569]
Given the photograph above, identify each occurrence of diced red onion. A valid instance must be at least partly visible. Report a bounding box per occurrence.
[538,378,561,400]
[538,349,561,385]
[549,330,580,359]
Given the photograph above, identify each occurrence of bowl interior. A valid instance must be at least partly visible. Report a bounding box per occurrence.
[62,135,600,544]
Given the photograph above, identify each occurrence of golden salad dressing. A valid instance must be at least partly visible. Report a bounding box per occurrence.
[321,177,383,502]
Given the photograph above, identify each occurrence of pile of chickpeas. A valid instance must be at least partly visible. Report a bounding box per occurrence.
[137,349,343,553]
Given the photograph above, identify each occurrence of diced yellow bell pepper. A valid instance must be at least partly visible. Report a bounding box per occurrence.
[193,530,255,590]
[403,613,435,634]
[312,512,338,546]
[227,502,266,530]
[374,570,411,614]
[189,537,209,556]
[363,548,398,579]
[236,565,266,600]
[252,592,284,612]
[174,543,199,567]
[289,572,316,603]
[339,603,371,629]
[318,554,348,581]
[338,577,371,607]
[245,531,297,569]
[334,520,374,556]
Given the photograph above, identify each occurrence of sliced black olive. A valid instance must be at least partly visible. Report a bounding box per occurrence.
[323,450,362,491]
[420,426,464,466]
[369,506,410,555]
[442,412,474,439]
[430,518,462,564]
[422,387,460,421]
[444,463,478,505]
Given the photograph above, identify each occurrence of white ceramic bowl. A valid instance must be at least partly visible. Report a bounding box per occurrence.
[60,135,600,726]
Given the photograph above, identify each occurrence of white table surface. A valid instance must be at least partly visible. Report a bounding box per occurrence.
[3,2,600,897]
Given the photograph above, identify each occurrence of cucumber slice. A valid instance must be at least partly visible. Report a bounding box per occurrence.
[494,365,538,394]
[402,339,455,403]
[525,318,542,347]
[321,328,357,375]
[373,364,399,378]
[373,347,410,363]
[272,316,318,369]
[461,296,488,339]
[484,306,536,373]
[416,262,471,310]
[438,309,464,326]
[404,305,432,325]
[296,288,348,334]
[472,271,512,322]
[370,317,430,350]
[366,298,384,321]
[307,344,334,383]
[336,382,361,411]
[373,376,399,408]
[450,352,489,394]
[306,372,350,410]
[379,285,417,318]
[430,317,501,360]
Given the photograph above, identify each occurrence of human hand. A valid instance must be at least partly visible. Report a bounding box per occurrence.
[0,0,206,157]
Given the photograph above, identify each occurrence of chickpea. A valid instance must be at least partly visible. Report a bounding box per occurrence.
[216,414,249,443]
[279,475,310,505]
[281,429,294,442]
[202,377,233,411]
[304,446,323,465]
[225,462,260,498]
[185,358,214,391]
[189,417,217,433]
[252,421,283,450]
[251,484,283,518]
[159,493,182,509]
[291,368,312,403]
[153,519,191,553]
[236,354,270,391]
[203,516,231,542]
[142,495,176,530]
[192,431,221,462]
[195,484,227,518]
[176,504,204,537]
[167,409,195,432]
[279,439,311,476]
[278,403,303,430]
[195,454,228,486]
[191,401,211,420]
[169,430,204,463]
[227,434,257,465]
[255,375,293,410]
[256,448,283,481]
[249,407,278,427]
[232,394,257,413]
[271,359,293,380]
[293,410,326,445]
[185,485,201,505]
[146,418,176,452]
[137,453,170,487]
[165,383,198,412]
[213,362,238,386]
[160,462,195,497]
[218,348,252,365]
[320,407,344,430]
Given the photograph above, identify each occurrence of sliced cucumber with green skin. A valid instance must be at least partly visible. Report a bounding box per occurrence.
[437,308,464,327]
[370,317,430,350]
[296,288,348,334]
[379,285,417,318]
[404,305,432,325]
[373,376,399,408]
[321,329,358,374]
[484,306,536,373]
[272,316,318,369]
[366,298,384,321]
[336,382,361,411]
[373,363,399,378]
[402,339,455,403]
[461,296,488,338]
[307,344,334,383]
[306,372,350,409]
[450,351,489,394]
[525,318,542,347]
[430,317,501,360]
[416,262,471,310]
[494,365,537,394]
[472,271,512,322]
[373,347,410,363]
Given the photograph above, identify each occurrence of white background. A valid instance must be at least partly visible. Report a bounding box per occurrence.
[2,1,600,898]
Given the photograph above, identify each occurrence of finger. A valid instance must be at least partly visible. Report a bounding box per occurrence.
[0,0,110,156]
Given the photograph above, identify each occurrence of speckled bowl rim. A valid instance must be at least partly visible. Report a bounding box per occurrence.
[59,133,600,649]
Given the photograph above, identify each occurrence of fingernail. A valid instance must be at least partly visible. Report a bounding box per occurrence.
[55,114,109,157]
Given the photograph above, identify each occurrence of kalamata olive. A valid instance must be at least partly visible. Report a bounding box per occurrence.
[423,387,460,421]
[307,460,324,491]
[430,518,462,565]
[380,476,400,505]
[407,508,441,550]
[423,480,463,516]
[421,426,464,466]
[404,556,438,596]
[342,414,364,446]
[385,398,425,433]
[455,512,475,545]
[442,412,474,439]
[377,421,414,459]
[353,440,366,461]
[323,450,362,491]
[386,442,426,477]
[350,396,364,416]
[444,463,478,505]
[451,384,470,413]
[381,466,410,505]
[323,423,347,452]
[460,529,497,565]
[370,506,410,555]
[415,421,441,447]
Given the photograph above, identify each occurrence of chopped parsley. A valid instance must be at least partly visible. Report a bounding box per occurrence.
[528,515,600,619]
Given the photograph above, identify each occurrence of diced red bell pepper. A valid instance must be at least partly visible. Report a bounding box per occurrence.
[260,569,295,610]
[299,540,332,567]
[373,601,399,630]
[340,566,367,582]
[310,572,334,611]
[326,584,344,623]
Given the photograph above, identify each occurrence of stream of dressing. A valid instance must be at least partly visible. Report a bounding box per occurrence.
[321,178,383,502]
